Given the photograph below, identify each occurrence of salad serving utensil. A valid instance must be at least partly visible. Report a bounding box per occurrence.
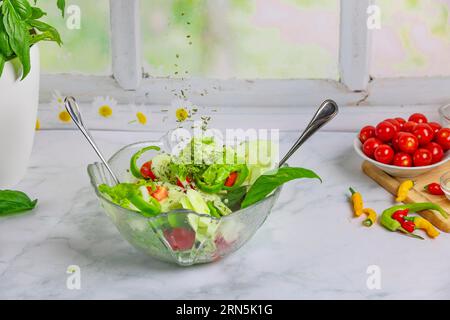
[278,99,339,167]
[64,96,120,185]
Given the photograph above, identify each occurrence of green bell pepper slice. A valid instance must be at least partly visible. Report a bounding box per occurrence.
[207,201,221,218]
[222,165,249,191]
[128,192,161,217]
[194,165,229,193]
[130,145,161,179]
[195,178,223,193]
[99,183,161,217]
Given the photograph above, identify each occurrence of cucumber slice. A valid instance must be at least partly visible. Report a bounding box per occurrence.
[186,189,210,214]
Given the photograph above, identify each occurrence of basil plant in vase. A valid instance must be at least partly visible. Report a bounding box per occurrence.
[0,0,65,187]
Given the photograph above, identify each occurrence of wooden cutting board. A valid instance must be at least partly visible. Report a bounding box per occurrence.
[362,160,450,232]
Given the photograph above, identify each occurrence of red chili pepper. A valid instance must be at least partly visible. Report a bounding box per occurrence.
[224,171,238,187]
[424,183,445,196]
[140,161,156,180]
[401,220,416,233]
[392,209,409,223]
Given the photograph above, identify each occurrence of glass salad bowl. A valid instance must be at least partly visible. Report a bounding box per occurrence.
[87,137,282,266]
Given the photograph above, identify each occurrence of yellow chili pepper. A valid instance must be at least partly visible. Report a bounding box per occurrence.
[362,208,377,227]
[413,216,440,238]
[396,180,414,202]
[349,187,363,217]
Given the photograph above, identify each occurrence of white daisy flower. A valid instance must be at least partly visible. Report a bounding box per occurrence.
[92,96,117,119]
[128,104,149,126]
[165,98,196,125]
[50,90,72,124]
[51,90,65,109]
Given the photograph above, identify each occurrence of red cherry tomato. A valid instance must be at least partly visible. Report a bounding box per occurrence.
[393,152,413,167]
[362,138,382,158]
[374,144,394,164]
[412,123,434,146]
[428,122,442,135]
[140,161,157,180]
[359,125,376,144]
[403,121,417,133]
[424,183,445,196]
[375,121,396,142]
[395,117,406,130]
[392,132,404,151]
[424,142,444,164]
[396,132,419,154]
[435,128,450,151]
[413,148,433,166]
[408,113,428,124]
[163,228,196,251]
[385,119,401,133]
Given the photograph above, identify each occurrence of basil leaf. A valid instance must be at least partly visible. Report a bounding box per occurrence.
[2,0,31,79]
[57,0,65,17]
[33,0,66,17]
[222,185,247,211]
[0,53,5,74]
[0,190,38,216]
[11,0,32,19]
[28,19,62,45]
[241,167,321,208]
[30,7,46,19]
[0,18,14,58]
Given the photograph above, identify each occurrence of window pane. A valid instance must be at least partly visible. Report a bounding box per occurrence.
[371,0,450,77]
[141,0,340,79]
[39,0,111,75]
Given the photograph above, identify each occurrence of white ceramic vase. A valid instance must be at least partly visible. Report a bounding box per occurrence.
[0,45,40,188]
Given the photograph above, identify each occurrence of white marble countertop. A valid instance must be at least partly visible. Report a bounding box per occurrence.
[1,129,450,299]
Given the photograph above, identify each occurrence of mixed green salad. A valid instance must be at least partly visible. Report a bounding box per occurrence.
[99,136,321,219]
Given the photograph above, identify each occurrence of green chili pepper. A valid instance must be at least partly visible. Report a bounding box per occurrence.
[130,145,161,179]
[207,201,221,218]
[222,165,249,191]
[381,202,447,238]
[381,211,402,232]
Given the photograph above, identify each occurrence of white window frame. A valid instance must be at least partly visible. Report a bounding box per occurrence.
[39,0,450,108]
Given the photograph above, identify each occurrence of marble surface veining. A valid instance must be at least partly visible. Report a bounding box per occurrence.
[1,130,450,299]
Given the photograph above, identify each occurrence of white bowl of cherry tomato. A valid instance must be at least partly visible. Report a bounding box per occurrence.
[354,113,450,178]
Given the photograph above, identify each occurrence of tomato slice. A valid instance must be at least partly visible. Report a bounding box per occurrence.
[224,171,238,187]
[140,161,157,180]
[176,178,184,188]
[146,186,168,201]
[163,228,196,251]
[176,177,195,190]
